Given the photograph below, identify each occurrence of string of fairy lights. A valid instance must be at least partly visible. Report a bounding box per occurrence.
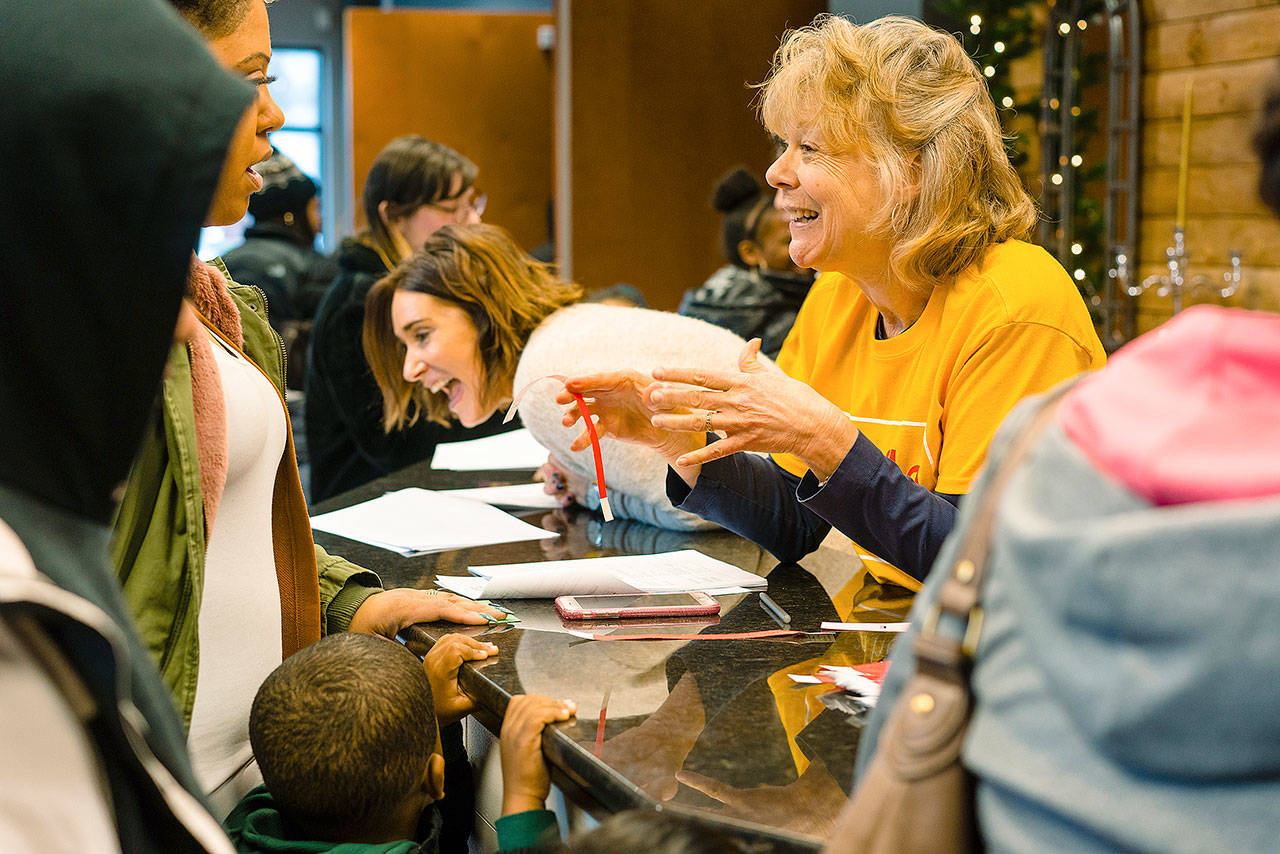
[930,1,1107,314]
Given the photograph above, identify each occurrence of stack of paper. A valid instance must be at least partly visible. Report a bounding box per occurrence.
[310,487,557,556]
[438,482,561,510]
[431,428,550,471]
[434,549,768,599]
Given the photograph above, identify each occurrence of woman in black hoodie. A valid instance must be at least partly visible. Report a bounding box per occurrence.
[0,0,251,850]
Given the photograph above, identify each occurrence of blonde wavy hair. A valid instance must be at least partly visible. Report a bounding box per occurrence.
[759,15,1038,291]
[363,223,582,431]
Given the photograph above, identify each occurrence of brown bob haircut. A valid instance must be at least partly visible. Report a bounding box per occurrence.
[362,135,478,269]
[758,15,1038,291]
[363,223,582,432]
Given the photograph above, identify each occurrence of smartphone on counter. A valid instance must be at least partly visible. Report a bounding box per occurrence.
[555,591,720,620]
[560,614,721,634]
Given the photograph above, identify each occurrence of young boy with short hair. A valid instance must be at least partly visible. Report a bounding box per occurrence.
[224,631,574,853]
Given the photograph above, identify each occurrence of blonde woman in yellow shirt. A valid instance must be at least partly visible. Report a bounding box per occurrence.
[562,15,1104,588]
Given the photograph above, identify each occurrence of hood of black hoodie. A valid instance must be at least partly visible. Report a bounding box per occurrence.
[0,0,254,523]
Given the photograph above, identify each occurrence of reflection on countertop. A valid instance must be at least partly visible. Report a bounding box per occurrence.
[312,460,914,851]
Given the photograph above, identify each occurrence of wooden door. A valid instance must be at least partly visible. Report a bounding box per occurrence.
[558,0,826,309]
[345,8,554,251]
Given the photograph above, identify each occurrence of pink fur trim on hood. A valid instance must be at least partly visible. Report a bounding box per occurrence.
[187,257,243,348]
[184,256,243,537]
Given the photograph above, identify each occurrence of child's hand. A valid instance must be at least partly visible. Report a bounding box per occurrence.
[500,694,577,815]
[425,634,498,727]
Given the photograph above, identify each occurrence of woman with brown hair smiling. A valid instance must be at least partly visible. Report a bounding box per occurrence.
[363,223,753,531]
[306,135,516,503]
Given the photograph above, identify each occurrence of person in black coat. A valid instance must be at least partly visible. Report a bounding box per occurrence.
[223,151,335,326]
[223,151,337,389]
[305,135,516,503]
[678,166,814,359]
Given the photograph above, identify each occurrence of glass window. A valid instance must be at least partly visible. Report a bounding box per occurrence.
[199,47,325,261]
[270,130,321,182]
[269,49,322,130]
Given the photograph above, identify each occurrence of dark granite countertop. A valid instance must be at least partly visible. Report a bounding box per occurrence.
[312,460,914,852]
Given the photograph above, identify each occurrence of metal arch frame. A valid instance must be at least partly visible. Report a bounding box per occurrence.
[1039,0,1143,351]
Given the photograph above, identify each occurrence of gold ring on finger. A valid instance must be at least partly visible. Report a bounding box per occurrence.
[704,409,717,432]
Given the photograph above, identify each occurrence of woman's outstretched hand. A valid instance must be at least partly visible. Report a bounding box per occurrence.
[647,339,858,479]
[556,370,704,464]
[349,589,506,635]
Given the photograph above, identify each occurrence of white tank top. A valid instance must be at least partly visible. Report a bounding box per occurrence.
[186,335,286,818]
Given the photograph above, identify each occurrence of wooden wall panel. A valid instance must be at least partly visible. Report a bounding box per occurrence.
[1134,0,1280,332]
[1143,112,1261,167]
[563,0,826,310]
[952,2,1280,336]
[1146,6,1279,68]
[345,9,553,251]
[1146,0,1273,23]
[1141,217,1280,265]
[1143,59,1278,117]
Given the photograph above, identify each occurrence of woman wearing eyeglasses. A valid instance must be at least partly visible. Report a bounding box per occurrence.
[306,135,513,503]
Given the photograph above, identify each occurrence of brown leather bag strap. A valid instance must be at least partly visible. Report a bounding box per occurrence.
[825,385,1081,854]
[915,382,1077,680]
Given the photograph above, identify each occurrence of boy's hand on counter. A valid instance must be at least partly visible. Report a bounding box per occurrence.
[424,633,498,727]
[500,694,577,815]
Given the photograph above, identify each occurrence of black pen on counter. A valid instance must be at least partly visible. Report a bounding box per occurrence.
[759,591,791,627]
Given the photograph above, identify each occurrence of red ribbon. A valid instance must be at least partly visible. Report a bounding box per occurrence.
[567,391,610,519]
[507,375,613,520]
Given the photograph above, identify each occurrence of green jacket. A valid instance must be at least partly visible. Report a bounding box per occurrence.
[225,786,559,853]
[111,261,382,729]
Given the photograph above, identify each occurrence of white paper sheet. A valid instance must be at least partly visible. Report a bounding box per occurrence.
[430,428,550,471]
[819,621,911,633]
[434,550,768,599]
[438,482,561,510]
[309,487,557,555]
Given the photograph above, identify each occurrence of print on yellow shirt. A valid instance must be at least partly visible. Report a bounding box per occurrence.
[772,241,1106,589]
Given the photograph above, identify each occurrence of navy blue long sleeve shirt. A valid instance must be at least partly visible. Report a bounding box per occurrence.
[667,433,960,581]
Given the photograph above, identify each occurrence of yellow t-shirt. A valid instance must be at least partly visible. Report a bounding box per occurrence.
[774,240,1105,589]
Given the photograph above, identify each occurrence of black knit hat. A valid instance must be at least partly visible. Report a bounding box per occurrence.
[711,166,769,268]
[249,151,317,219]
